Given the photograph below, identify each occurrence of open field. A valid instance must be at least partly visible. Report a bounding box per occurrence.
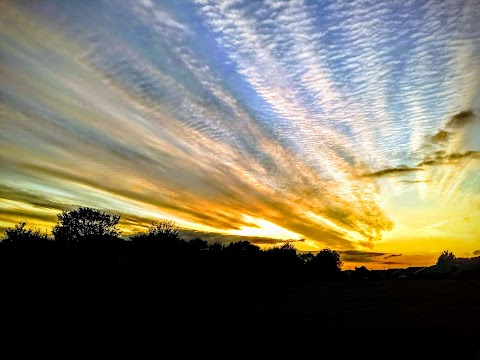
[3,276,478,358]
[168,279,480,356]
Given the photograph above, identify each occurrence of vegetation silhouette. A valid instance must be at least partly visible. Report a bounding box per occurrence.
[437,249,456,265]
[1,207,480,358]
[306,247,343,280]
[1,207,479,283]
[52,207,121,242]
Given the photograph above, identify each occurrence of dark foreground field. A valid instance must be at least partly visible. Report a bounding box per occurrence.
[3,276,480,358]
[169,279,480,358]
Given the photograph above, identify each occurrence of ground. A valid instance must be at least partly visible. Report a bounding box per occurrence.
[2,276,479,358]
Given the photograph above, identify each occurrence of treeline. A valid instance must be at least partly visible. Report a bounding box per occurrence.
[0,207,345,287]
[2,207,479,285]
[2,206,480,353]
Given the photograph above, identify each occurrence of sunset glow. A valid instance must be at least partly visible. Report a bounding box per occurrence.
[1,0,479,269]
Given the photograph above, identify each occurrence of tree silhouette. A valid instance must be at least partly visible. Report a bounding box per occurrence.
[188,237,209,251]
[352,265,370,280]
[147,220,180,240]
[298,252,313,262]
[209,242,225,253]
[130,220,181,241]
[128,220,187,275]
[263,242,303,281]
[306,247,343,279]
[225,240,260,254]
[2,221,50,243]
[0,221,52,273]
[436,250,456,265]
[52,207,121,242]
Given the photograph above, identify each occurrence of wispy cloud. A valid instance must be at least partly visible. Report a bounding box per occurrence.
[364,166,425,178]
[384,254,402,259]
[363,110,479,178]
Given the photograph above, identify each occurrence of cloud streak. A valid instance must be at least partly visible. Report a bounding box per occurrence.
[363,110,479,177]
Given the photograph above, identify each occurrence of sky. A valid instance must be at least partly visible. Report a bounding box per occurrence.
[1,0,480,269]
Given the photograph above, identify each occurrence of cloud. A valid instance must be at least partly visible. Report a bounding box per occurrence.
[132,0,191,36]
[445,110,476,129]
[418,150,480,166]
[0,208,57,224]
[363,166,424,178]
[0,185,76,212]
[384,254,402,259]
[431,130,451,144]
[473,250,480,256]
[338,250,386,263]
[363,110,479,178]
[401,180,431,184]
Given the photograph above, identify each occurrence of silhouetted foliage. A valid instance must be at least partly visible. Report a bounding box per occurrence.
[126,220,191,281]
[208,242,225,253]
[3,207,480,360]
[52,207,121,242]
[306,247,343,280]
[263,242,304,281]
[188,237,209,251]
[0,221,54,275]
[146,220,180,239]
[225,240,261,254]
[129,220,186,251]
[298,252,315,263]
[2,208,480,293]
[437,250,456,265]
[352,265,370,280]
[2,221,50,244]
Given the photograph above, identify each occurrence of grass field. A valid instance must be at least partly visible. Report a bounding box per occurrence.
[3,276,479,358]
[165,279,480,358]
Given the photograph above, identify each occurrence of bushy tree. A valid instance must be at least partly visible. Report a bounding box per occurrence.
[208,242,225,253]
[130,220,182,242]
[146,220,180,240]
[2,221,49,243]
[306,247,343,279]
[225,240,260,254]
[437,250,456,265]
[265,242,297,255]
[52,207,121,242]
[263,242,303,280]
[264,242,301,265]
[352,265,370,280]
[298,252,315,263]
[129,220,187,257]
[188,237,209,251]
